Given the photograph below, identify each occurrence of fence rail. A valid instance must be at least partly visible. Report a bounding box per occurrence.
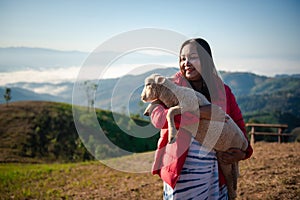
[245,123,291,145]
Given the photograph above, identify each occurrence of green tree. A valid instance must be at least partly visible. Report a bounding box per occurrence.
[4,88,11,106]
[83,81,98,112]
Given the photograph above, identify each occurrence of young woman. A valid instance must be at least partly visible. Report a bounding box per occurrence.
[147,38,253,199]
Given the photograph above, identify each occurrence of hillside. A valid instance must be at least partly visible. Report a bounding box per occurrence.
[1,142,299,199]
[218,71,300,131]
[235,76,300,131]
[0,101,159,163]
[220,71,268,96]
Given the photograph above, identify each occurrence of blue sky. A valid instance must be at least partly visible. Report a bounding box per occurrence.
[1,0,300,79]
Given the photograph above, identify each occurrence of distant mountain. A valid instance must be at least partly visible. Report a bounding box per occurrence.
[220,71,300,96]
[95,67,178,112]
[0,86,62,104]
[4,67,178,110]
[220,71,268,95]
[0,47,88,72]
[4,82,74,102]
[2,68,300,131]
[274,74,300,79]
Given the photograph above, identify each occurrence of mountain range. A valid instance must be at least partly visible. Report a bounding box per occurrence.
[1,68,300,130]
[1,47,300,131]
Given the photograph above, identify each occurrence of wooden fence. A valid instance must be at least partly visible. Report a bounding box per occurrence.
[245,123,292,145]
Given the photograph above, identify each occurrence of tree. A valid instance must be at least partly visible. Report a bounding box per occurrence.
[4,88,11,107]
[83,81,98,112]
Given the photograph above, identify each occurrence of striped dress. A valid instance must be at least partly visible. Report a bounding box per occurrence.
[163,138,228,200]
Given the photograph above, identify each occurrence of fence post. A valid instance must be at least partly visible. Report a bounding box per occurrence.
[278,128,282,143]
[250,126,255,146]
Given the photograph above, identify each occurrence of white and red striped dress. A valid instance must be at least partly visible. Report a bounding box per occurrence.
[163,138,228,200]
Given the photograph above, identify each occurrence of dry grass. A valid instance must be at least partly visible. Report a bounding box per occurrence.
[1,142,299,199]
[237,142,300,200]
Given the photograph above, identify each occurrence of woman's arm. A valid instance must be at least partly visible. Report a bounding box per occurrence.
[145,102,225,130]
[218,86,253,163]
[144,99,201,129]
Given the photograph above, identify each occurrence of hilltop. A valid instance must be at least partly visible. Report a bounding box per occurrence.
[0,101,159,163]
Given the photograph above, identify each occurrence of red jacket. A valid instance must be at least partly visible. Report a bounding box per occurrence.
[150,72,253,188]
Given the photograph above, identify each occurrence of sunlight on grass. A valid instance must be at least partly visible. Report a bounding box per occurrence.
[0,162,86,199]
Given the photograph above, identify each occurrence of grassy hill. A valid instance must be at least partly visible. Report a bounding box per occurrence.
[0,101,159,163]
[236,76,300,132]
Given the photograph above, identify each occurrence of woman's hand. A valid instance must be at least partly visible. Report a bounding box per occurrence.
[216,148,246,164]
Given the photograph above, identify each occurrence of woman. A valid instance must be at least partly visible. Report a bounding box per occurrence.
[147,38,253,199]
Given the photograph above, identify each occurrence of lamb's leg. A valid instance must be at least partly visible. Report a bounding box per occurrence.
[219,163,237,200]
[167,106,182,144]
[232,162,239,191]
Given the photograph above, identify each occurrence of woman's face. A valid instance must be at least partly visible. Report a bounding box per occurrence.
[180,43,202,81]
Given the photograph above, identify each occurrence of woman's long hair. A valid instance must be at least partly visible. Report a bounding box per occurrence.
[179,38,226,108]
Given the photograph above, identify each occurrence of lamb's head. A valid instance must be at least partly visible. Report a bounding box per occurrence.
[141,74,166,102]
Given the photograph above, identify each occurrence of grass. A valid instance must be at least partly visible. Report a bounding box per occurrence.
[0,157,162,200]
[0,142,300,200]
[0,163,77,199]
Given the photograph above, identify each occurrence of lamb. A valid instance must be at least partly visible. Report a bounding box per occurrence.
[141,73,248,200]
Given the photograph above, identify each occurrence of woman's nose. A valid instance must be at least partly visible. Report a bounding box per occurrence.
[184,58,190,66]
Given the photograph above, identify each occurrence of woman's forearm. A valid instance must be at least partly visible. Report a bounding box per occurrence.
[199,104,226,121]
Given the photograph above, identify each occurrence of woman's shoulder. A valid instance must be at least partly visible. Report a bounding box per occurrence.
[223,84,234,95]
[223,83,231,90]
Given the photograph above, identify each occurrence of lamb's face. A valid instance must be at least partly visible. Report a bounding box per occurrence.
[141,74,166,102]
[141,77,158,102]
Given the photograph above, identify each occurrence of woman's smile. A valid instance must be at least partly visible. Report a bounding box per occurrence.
[185,66,195,72]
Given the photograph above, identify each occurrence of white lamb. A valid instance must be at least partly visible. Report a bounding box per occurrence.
[141,73,248,200]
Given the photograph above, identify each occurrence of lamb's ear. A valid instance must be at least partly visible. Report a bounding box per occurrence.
[155,76,166,84]
[167,76,175,82]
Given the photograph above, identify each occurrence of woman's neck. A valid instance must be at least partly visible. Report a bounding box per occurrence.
[189,79,204,93]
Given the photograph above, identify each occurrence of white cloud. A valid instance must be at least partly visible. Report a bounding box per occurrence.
[100,62,177,79]
[32,85,69,95]
[215,56,300,76]
[0,60,178,88]
[0,66,80,86]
